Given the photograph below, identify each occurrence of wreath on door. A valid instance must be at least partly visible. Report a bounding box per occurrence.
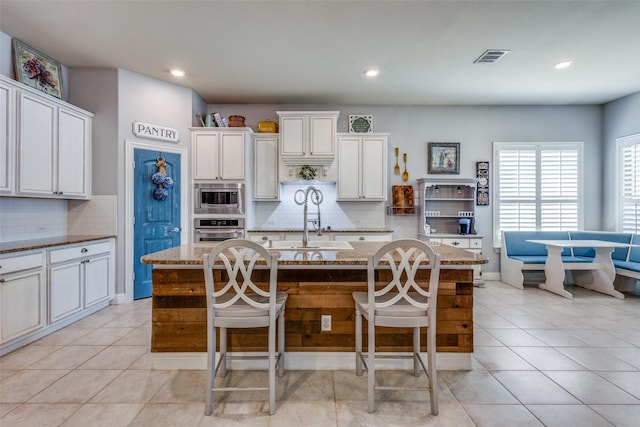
[151,156,174,201]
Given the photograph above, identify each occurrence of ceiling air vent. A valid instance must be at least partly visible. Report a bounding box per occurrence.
[473,49,510,63]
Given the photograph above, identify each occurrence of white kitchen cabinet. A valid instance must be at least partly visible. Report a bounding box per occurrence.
[48,240,113,323]
[0,78,15,195]
[420,236,484,284]
[192,128,250,180]
[15,85,91,199]
[253,133,279,200]
[337,133,387,201]
[333,233,393,242]
[277,111,338,167]
[0,252,45,344]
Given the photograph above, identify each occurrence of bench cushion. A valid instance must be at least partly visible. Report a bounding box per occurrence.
[569,231,632,260]
[629,234,640,263]
[503,231,571,257]
[614,260,640,273]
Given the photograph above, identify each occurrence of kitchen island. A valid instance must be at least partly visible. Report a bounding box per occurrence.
[141,241,488,370]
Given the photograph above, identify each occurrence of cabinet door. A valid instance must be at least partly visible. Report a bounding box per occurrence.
[192,132,219,179]
[0,270,44,343]
[334,233,392,242]
[280,115,305,156]
[337,136,361,199]
[57,108,89,197]
[0,81,13,195]
[49,262,83,322]
[219,132,245,180]
[17,92,56,195]
[254,135,279,199]
[361,136,387,200]
[84,255,110,308]
[309,115,335,156]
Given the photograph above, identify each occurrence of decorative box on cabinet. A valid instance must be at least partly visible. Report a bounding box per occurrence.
[17,87,91,198]
[337,133,387,201]
[191,128,251,180]
[0,251,45,345]
[253,133,279,200]
[277,111,338,169]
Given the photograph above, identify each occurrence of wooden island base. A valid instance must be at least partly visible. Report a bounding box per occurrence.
[151,266,474,370]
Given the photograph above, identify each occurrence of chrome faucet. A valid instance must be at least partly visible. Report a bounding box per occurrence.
[294,186,323,248]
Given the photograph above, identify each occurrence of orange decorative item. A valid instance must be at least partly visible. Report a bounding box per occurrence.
[258,121,278,133]
[228,115,246,127]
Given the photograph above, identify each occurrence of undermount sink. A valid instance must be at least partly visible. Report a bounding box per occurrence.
[263,240,354,251]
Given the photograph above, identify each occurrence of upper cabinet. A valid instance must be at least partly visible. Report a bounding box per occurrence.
[337,133,388,201]
[1,75,93,200]
[192,128,251,181]
[253,133,279,200]
[277,111,338,167]
[0,79,14,195]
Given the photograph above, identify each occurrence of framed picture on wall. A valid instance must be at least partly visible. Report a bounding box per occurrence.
[428,142,460,174]
[12,38,64,100]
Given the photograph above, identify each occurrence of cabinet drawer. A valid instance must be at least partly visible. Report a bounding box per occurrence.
[49,241,111,264]
[441,238,470,248]
[469,239,482,249]
[0,252,44,275]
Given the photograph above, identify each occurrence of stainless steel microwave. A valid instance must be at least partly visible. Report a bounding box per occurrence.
[194,183,245,214]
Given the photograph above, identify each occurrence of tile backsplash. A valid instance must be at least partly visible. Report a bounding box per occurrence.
[252,182,386,230]
[68,195,117,235]
[0,198,68,241]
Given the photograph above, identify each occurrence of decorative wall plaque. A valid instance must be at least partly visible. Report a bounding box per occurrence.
[476,161,489,206]
[349,115,373,133]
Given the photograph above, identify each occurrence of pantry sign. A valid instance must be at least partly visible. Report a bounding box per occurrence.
[133,120,180,143]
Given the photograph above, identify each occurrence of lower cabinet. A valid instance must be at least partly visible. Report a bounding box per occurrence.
[0,238,114,356]
[48,240,112,323]
[419,234,483,284]
[0,252,45,344]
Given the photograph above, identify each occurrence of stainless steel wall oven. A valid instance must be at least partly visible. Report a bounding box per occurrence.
[193,218,245,242]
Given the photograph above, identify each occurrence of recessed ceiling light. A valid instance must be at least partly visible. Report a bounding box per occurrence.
[554,60,573,70]
[363,67,381,78]
[170,69,186,77]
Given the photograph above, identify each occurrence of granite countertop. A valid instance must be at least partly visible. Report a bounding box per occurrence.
[246,229,394,233]
[141,241,488,268]
[0,235,116,255]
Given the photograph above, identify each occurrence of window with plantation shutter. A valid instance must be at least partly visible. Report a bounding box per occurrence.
[618,134,640,233]
[493,142,583,248]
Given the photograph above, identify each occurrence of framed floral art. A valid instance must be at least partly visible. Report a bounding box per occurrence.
[12,38,64,100]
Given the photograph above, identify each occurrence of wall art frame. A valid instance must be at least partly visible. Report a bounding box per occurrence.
[12,38,64,100]
[427,142,460,174]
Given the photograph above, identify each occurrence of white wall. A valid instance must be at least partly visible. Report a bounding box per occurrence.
[602,91,640,230]
[209,104,603,274]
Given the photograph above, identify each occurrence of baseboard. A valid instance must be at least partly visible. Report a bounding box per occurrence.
[151,351,472,371]
[112,293,129,305]
[482,272,501,281]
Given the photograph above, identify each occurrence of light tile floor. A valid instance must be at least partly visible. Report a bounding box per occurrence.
[2,281,640,426]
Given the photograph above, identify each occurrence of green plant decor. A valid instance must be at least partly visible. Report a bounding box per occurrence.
[297,165,318,180]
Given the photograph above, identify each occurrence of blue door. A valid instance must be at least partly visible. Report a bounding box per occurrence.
[133,149,181,299]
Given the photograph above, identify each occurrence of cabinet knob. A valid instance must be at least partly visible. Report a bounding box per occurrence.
[262,236,268,241]
[81,248,89,253]
[452,241,460,246]
[359,236,365,241]
[0,278,4,283]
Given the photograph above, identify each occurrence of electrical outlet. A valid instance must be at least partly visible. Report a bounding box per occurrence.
[266,219,276,225]
[36,225,47,232]
[321,315,331,331]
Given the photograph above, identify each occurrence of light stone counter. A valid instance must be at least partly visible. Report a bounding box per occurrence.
[141,241,488,267]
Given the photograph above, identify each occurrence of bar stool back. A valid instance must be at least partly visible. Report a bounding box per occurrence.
[203,239,287,416]
[352,238,441,414]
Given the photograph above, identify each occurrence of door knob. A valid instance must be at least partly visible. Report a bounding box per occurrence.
[171,227,180,233]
